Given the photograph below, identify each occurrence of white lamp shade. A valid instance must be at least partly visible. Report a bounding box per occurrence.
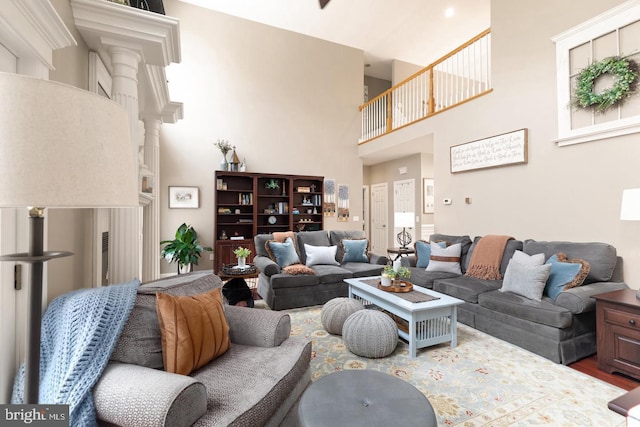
[394,212,414,228]
[621,188,640,221]
[0,72,138,208]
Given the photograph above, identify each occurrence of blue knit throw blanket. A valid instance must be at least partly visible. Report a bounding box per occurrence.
[12,279,140,426]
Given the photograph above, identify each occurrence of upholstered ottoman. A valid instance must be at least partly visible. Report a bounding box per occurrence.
[297,370,436,427]
[342,309,397,358]
[321,297,365,335]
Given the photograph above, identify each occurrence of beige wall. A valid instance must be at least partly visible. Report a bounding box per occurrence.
[364,0,640,287]
[159,0,365,274]
[364,151,434,245]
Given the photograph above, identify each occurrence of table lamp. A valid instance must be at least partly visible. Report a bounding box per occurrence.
[0,72,138,403]
[394,212,414,249]
[620,188,640,299]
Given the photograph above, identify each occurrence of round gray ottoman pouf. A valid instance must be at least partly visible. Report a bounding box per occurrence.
[321,298,365,335]
[297,370,436,427]
[342,310,398,358]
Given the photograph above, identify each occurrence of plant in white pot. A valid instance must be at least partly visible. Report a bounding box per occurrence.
[233,246,251,268]
[160,223,212,274]
[381,265,411,287]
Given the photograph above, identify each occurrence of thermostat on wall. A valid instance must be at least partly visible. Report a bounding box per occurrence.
[443,198,452,205]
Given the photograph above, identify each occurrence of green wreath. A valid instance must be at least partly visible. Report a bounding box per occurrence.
[575,56,638,113]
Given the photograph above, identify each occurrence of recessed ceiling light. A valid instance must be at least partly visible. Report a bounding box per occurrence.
[445,7,455,18]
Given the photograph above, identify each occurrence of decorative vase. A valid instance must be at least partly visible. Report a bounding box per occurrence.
[220,154,228,171]
[178,263,192,275]
[237,257,246,268]
[381,274,392,287]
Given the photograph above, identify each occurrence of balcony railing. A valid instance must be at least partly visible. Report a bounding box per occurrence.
[359,29,492,143]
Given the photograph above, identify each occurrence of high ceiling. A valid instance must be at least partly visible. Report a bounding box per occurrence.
[177,0,490,81]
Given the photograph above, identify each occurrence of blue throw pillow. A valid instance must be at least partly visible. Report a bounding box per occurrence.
[415,240,447,268]
[341,239,369,263]
[544,254,583,300]
[266,237,300,268]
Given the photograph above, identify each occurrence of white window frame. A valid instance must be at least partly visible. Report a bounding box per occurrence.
[552,0,640,146]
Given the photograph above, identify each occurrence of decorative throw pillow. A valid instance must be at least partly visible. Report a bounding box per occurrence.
[415,240,447,268]
[426,242,462,274]
[156,287,230,375]
[266,237,300,267]
[341,239,369,263]
[304,244,340,266]
[511,250,545,266]
[283,264,316,275]
[500,260,552,301]
[544,253,591,299]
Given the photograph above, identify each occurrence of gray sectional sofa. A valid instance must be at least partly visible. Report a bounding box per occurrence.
[402,233,628,365]
[254,230,388,310]
[95,272,311,426]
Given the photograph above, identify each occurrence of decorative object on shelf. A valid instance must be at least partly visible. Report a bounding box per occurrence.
[324,179,336,216]
[233,246,251,268]
[265,178,280,193]
[229,146,240,172]
[268,215,277,225]
[620,187,640,299]
[395,212,414,249]
[215,139,232,171]
[240,157,247,172]
[160,223,212,274]
[220,230,228,240]
[168,186,199,208]
[129,0,165,14]
[0,73,138,404]
[337,184,349,222]
[574,56,638,113]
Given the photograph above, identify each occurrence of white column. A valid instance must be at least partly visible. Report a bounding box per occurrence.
[108,46,142,283]
[142,116,161,282]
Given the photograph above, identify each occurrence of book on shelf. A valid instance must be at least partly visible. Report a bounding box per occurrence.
[229,236,244,240]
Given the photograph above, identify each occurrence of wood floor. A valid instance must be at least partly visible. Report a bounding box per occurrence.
[569,354,640,391]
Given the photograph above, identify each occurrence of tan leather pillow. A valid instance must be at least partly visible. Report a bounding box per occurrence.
[156,287,230,375]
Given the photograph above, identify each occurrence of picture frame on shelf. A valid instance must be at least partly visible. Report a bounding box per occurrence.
[169,186,199,209]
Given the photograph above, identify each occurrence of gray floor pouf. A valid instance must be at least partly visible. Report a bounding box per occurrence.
[342,310,398,358]
[321,298,365,335]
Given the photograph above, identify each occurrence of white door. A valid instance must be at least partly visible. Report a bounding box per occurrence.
[393,179,416,246]
[370,183,388,254]
[0,42,19,404]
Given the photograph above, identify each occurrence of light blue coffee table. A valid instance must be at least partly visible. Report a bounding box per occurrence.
[345,276,464,357]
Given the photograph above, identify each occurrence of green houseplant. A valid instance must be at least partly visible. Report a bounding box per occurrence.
[233,246,251,268]
[381,265,411,286]
[160,223,213,274]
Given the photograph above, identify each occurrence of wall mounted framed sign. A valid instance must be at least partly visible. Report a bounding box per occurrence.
[168,186,199,208]
[450,128,528,173]
[423,178,434,213]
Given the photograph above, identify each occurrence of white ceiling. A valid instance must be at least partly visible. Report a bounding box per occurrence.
[177,0,490,81]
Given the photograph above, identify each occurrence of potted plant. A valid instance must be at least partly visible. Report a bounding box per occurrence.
[233,246,251,268]
[265,178,280,194]
[381,265,411,287]
[215,139,232,171]
[160,223,213,274]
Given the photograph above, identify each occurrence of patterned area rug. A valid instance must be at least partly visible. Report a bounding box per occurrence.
[284,305,626,426]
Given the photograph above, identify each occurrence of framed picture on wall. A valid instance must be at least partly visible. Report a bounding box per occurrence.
[169,186,199,209]
[423,178,434,214]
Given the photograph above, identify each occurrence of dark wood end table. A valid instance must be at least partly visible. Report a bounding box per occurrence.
[387,247,415,261]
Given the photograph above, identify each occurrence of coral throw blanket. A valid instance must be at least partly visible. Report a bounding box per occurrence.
[465,235,513,280]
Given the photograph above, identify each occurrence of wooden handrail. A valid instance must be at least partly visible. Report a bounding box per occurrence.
[359,28,491,112]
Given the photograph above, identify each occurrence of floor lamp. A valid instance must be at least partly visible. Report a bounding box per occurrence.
[0,72,138,403]
[621,188,640,299]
